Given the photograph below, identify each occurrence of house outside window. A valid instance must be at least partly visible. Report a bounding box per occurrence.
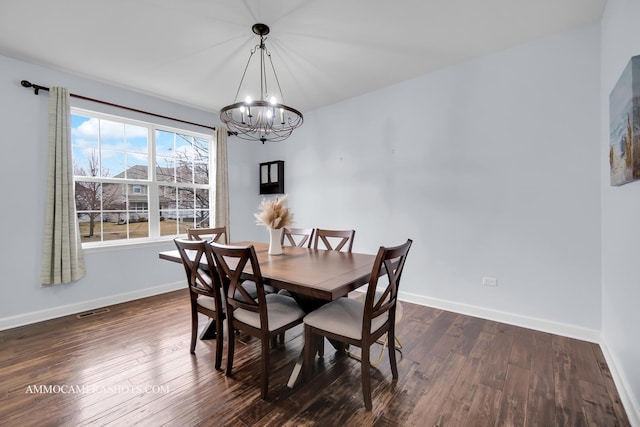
[71,109,213,246]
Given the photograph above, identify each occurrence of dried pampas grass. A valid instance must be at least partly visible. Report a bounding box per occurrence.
[254,195,293,229]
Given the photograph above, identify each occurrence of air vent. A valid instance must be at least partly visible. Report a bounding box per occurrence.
[76,307,110,319]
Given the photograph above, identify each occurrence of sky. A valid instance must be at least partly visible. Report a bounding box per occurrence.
[71,113,210,179]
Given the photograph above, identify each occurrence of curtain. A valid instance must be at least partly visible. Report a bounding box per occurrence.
[214,126,230,242]
[40,87,86,285]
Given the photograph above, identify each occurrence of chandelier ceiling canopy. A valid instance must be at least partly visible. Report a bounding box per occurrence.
[220,23,303,144]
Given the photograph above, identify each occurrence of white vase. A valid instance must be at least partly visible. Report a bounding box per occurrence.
[268,228,283,255]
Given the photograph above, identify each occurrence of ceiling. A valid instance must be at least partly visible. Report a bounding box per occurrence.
[1,0,606,115]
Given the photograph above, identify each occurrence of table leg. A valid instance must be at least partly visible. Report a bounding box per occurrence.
[199,319,217,340]
[287,336,334,388]
[287,353,304,388]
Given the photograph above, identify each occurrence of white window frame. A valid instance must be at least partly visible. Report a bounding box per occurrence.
[71,107,214,248]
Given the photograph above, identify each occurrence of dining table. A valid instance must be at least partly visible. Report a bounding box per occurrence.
[159,240,378,387]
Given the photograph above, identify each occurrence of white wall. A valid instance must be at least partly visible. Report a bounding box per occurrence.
[254,24,602,338]
[0,55,259,326]
[600,0,640,424]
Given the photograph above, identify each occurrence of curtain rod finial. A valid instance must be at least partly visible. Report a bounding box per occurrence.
[21,80,40,94]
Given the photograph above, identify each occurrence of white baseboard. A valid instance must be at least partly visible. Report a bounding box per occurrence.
[600,340,640,427]
[0,281,185,332]
[398,291,601,343]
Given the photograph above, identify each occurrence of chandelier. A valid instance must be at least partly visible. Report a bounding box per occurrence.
[220,23,303,143]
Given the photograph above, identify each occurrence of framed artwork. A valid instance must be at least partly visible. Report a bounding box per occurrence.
[609,55,640,186]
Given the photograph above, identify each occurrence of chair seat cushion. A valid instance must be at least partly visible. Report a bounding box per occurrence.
[232,281,277,302]
[303,297,388,340]
[234,294,305,331]
[196,295,217,311]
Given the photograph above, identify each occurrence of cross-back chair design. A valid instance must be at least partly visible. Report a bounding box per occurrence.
[189,226,275,298]
[281,227,315,248]
[313,228,355,252]
[173,238,225,369]
[187,226,227,244]
[210,243,306,399]
[303,239,413,410]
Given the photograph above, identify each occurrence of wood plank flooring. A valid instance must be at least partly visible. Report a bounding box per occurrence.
[0,289,631,426]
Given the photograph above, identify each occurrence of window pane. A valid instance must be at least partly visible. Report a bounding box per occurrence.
[159,210,178,236]
[102,212,128,241]
[126,184,148,207]
[178,188,194,209]
[72,115,99,149]
[195,188,209,209]
[74,149,100,177]
[126,162,148,180]
[177,215,194,233]
[176,163,193,184]
[156,159,174,183]
[156,130,175,157]
[194,162,208,184]
[194,210,210,228]
[100,119,125,151]
[175,134,195,160]
[102,183,127,210]
[75,181,102,212]
[193,137,209,163]
[102,150,126,178]
[128,212,149,239]
[159,184,176,210]
[125,124,148,154]
[77,212,103,243]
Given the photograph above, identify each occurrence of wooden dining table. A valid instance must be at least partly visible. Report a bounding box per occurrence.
[160,241,377,300]
[159,241,378,387]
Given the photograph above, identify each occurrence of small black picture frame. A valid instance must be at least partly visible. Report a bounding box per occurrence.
[259,160,284,194]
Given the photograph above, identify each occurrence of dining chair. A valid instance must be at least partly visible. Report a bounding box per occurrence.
[313,228,355,252]
[281,227,315,248]
[173,238,225,369]
[187,226,227,243]
[210,242,306,399]
[303,239,412,410]
[189,226,276,298]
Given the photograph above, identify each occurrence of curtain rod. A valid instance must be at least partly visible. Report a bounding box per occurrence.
[20,79,225,133]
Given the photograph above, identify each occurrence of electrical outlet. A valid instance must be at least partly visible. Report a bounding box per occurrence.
[482,277,497,286]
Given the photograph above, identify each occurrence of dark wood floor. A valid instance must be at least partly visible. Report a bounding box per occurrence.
[0,289,630,426]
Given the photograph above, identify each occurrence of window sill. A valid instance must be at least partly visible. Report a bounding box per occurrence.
[82,236,184,254]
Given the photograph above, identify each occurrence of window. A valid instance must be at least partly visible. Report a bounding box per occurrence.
[71,109,213,246]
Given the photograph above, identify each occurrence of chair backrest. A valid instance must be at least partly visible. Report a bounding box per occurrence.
[173,238,223,309]
[281,227,315,248]
[313,228,356,252]
[187,226,227,244]
[363,239,412,332]
[209,243,268,324]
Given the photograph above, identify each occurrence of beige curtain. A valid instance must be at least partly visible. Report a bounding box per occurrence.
[214,126,230,241]
[40,87,86,285]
